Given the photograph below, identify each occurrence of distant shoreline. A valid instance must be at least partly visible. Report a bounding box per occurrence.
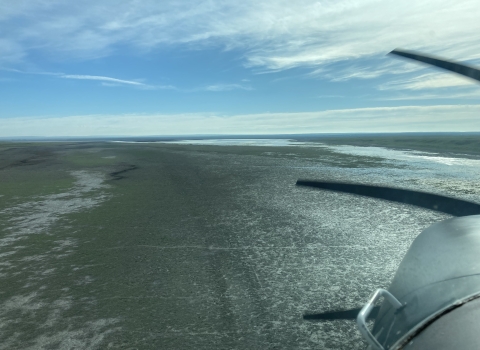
[2,133,480,158]
[2,131,480,142]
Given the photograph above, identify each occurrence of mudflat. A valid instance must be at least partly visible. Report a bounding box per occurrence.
[0,138,478,349]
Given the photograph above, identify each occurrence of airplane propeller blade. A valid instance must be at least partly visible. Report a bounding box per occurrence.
[389,49,480,83]
[303,49,480,326]
[296,180,480,217]
[303,306,380,321]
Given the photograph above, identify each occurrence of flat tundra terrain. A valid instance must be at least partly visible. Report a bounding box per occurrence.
[1,137,479,349]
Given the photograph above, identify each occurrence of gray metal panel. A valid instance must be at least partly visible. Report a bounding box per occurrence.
[371,215,480,349]
[402,297,480,350]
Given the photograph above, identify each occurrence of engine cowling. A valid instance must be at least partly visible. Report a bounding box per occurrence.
[360,215,480,349]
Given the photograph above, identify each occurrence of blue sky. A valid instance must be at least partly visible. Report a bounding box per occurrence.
[2,0,480,136]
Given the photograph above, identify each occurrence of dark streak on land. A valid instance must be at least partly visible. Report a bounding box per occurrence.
[109,164,138,180]
[0,147,53,170]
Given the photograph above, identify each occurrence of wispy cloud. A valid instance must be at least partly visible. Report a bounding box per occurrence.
[4,105,480,137]
[2,0,480,77]
[0,67,25,73]
[2,68,176,89]
[318,60,421,82]
[379,72,477,91]
[375,91,480,101]
[61,74,145,86]
[203,84,252,92]
[317,94,343,99]
[60,74,177,90]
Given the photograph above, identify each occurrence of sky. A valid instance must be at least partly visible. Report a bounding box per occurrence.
[2,0,480,137]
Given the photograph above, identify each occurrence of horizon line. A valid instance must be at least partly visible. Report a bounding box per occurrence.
[2,131,480,141]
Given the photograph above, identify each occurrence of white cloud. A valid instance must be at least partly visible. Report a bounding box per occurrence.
[3,105,480,137]
[0,39,25,63]
[379,72,477,91]
[1,69,177,89]
[317,95,343,99]
[61,74,176,90]
[61,74,145,86]
[203,84,252,91]
[2,0,480,76]
[316,60,420,82]
[375,91,480,101]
